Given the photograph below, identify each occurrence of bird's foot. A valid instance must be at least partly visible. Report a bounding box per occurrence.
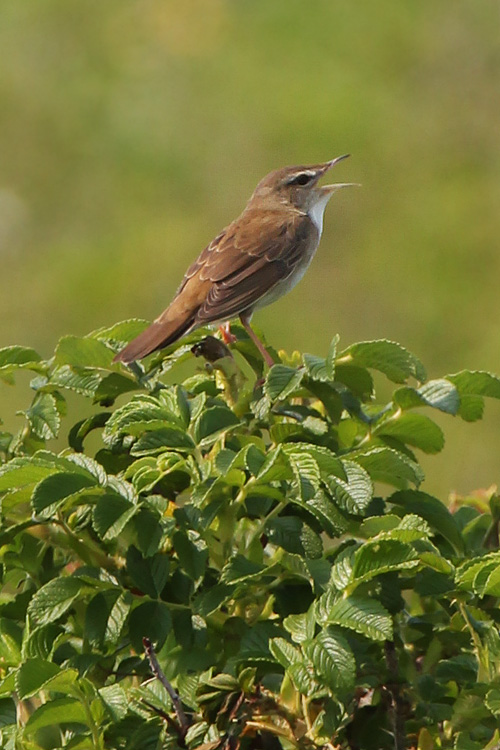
[219,323,237,345]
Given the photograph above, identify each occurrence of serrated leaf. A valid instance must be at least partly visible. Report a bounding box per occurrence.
[353,446,424,488]
[304,626,355,691]
[255,445,291,483]
[265,365,304,400]
[283,444,321,501]
[303,336,338,382]
[50,365,102,396]
[93,493,136,539]
[126,546,169,598]
[94,372,140,403]
[173,531,208,581]
[269,637,302,668]
[99,684,128,722]
[31,472,97,516]
[267,516,323,558]
[390,489,464,553]
[319,594,393,641]
[298,489,349,537]
[283,609,316,644]
[0,457,59,491]
[376,412,445,454]
[220,555,267,584]
[89,318,149,346]
[17,660,78,699]
[338,339,426,383]
[394,378,460,414]
[25,393,61,440]
[193,405,240,446]
[28,577,86,626]
[448,370,500,422]
[131,427,195,455]
[327,459,373,514]
[0,345,42,368]
[25,697,88,732]
[352,539,419,585]
[55,335,115,368]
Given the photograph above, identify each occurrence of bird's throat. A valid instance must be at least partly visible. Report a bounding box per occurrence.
[307,193,333,236]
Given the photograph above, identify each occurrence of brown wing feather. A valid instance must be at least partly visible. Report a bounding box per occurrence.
[114,207,313,363]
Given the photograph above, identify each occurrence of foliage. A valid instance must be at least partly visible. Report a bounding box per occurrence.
[1,321,500,749]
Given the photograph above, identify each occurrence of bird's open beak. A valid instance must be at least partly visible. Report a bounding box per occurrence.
[319,154,360,193]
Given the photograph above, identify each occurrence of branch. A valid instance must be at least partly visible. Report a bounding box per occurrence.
[143,637,189,737]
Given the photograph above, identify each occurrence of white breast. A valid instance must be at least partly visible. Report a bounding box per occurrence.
[307,193,332,237]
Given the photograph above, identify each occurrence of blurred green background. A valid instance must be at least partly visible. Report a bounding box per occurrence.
[1,0,499,498]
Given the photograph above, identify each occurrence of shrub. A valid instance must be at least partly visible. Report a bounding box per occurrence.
[1,320,500,749]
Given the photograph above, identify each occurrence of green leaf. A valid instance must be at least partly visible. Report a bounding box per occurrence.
[304,626,356,691]
[99,683,128,722]
[376,412,445,454]
[334,364,374,399]
[283,444,321,501]
[68,412,110,452]
[173,531,208,581]
[390,489,464,553]
[16,660,78,699]
[94,372,140,403]
[317,594,393,641]
[352,539,419,585]
[486,688,500,716]
[193,405,240,446]
[25,393,61,440]
[128,600,172,652]
[0,345,42,368]
[0,456,59,491]
[267,516,323,559]
[28,577,86,626]
[131,426,195,454]
[327,460,373,514]
[126,546,169,598]
[448,370,500,421]
[353,446,424,488]
[283,609,316,644]
[303,335,338,382]
[394,378,460,414]
[265,365,304,400]
[55,335,115,368]
[93,493,137,539]
[0,697,16,727]
[298,489,349,537]
[338,339,426,383]
[269,637,302,668]
[32,472,97,516]
[25,697,88,733]
[50,365,102,395]
[90,318,149,345]
[220,555,267,584]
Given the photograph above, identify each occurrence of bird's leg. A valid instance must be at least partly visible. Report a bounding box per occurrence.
[239,314,276,369]
[218,321,237,345]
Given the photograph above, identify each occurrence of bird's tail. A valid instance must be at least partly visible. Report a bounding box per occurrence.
[113,317,194,364]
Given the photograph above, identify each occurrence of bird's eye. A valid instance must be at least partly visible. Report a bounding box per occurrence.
[289,172,313,186]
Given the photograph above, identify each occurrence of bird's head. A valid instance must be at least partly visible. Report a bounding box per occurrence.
[251,154,356,213]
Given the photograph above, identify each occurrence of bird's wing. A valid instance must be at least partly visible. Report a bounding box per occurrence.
[187,207,315,323]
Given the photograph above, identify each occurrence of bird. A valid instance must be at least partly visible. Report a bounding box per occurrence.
[114,155,355,367]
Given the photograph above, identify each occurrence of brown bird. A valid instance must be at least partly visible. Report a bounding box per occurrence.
[114,155,355,367]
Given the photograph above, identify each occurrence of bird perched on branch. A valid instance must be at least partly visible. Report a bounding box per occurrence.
[114,155,356,367]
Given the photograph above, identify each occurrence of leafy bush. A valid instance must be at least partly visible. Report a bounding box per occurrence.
[1,320,500,750]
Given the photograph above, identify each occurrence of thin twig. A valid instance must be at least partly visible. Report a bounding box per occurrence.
[143,637,189,736]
